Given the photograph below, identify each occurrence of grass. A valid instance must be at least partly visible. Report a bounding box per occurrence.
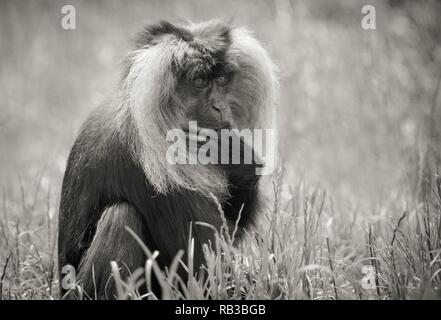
[0,161,440,300]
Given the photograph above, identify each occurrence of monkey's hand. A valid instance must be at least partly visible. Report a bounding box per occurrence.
[183,126,264,187]
[218,131,263,188]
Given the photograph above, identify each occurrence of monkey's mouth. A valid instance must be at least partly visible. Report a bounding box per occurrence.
[182,120,232,132]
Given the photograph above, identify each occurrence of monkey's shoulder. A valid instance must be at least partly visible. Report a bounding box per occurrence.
[62,107,147,200]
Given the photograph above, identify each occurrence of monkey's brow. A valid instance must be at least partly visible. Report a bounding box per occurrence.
[186,64,235,81]
[212,62,237,74]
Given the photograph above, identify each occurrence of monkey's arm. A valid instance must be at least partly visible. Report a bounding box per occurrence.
[223,177,260,230]
[221,135,262,229]
[183,127,262,229]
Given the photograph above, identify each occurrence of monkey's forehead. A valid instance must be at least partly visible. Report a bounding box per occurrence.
[135,20,231,54]
[134,20,239,78]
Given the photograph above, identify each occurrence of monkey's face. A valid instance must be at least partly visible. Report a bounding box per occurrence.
[176,62,245,130]
[123,20,277,194]
[127,20,277,137]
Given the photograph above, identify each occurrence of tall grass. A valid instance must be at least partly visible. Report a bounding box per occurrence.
[1,161,440,300]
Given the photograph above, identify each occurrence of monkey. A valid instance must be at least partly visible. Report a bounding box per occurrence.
[57,20,278,299]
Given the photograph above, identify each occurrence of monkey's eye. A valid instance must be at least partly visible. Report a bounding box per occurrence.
[192,76,209,88]
[215,74,231,86]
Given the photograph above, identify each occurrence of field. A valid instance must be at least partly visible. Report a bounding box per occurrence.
[0,0,440,299]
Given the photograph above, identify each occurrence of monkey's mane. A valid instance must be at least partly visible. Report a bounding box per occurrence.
[117,20,279,199]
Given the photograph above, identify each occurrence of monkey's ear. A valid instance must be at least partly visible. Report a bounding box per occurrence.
[134,21,194,48]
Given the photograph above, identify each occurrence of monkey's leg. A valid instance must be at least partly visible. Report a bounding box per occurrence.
[73,203,147,300]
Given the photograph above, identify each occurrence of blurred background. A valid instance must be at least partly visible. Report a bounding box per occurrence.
[0,0,440,211]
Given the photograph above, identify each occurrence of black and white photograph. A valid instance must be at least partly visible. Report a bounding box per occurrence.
[0,0,440,307]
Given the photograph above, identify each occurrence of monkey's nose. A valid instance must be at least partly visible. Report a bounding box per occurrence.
[211,105,223,119]
[212,105,224,112]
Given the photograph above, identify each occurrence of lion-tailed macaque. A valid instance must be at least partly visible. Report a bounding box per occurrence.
[58,20,278,299]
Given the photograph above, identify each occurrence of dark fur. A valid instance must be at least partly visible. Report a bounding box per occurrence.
[58,107,259,299]
[58,21,268,299]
